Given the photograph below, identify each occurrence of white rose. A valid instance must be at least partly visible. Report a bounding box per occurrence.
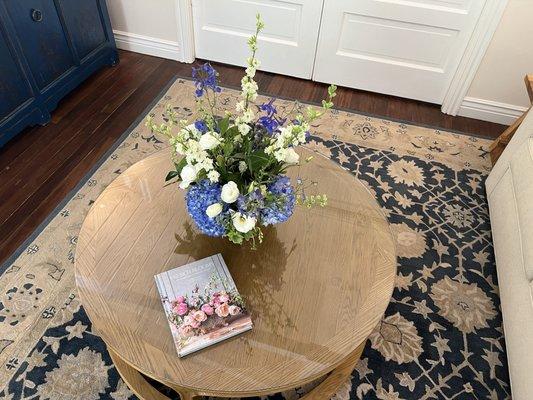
[221,181,239,203]
[232,212,256,233]
[284,148,300,164]
[206,203,223,218]
[199,132,220,150]
[179,164,197,189]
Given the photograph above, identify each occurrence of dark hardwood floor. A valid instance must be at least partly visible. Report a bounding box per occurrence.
[0,50,505,266]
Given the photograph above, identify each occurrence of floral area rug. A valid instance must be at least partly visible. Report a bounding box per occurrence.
[0,77,510,399]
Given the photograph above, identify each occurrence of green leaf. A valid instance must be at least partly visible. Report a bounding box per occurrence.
[249,151,271,173]
[218,117,230,134]
[174,158,187,174]
[165,170,180,182]
[223,142,234,156]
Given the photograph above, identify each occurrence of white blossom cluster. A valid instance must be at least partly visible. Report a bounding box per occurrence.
[264,121,310,164]
[170,123,222,188]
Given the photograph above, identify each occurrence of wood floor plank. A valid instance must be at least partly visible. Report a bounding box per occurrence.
[0,50,506,266]
[0,57,177,263]
[0,56,163,224]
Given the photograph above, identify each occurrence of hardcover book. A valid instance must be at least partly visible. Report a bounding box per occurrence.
[154,254,252,357]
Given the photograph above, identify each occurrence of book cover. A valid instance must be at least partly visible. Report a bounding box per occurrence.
[154,254,252,357]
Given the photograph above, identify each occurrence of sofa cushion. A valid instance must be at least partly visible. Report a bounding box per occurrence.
[509,137,533,281]
[488,166,533,400]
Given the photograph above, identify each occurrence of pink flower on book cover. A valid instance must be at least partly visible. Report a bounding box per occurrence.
[192,310,207,322]
[173,302,188,316]
[215,303,230,318]
[201,304,214,315]
[229,305,241,316]
[165,278,248,340]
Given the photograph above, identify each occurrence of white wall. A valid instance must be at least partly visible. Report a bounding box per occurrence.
[106,0,182,61]
[459,0,533,125]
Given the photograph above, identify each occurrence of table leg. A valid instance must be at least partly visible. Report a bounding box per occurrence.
[299,341,366,400]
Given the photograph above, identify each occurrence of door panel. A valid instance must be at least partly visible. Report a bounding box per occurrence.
[192,0,323,79]
[0,27,33,121]
[59,0,107,60]
[4,0,75,90]
[313,0,486,104]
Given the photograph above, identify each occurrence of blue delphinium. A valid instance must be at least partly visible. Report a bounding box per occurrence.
[192,63,221,97]
[186,180,226,236]
[261,175,296,225]
[257,99,285,134]
[194,120,208,133]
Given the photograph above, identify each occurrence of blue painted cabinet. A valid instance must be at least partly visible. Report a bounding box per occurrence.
[0,0,118,147]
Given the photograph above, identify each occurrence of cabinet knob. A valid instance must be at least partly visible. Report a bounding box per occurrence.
[30,9,43,22]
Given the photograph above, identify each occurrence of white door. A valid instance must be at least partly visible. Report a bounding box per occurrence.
[313,0,486,104]
[191,0,324,79]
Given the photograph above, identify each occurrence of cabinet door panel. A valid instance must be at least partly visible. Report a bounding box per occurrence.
[0,27,33,121]
[4,0,75,90]
[59,0,107,60]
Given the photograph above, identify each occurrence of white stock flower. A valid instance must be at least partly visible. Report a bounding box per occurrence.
[185,124,201,139]
[232,212,256,233]
[221,181,240,203]
[235,101,246,112]
[207,170,220,183]
[245,66,256,78]
[199,132,220,150]
[206,203,223,218]
[241,109,255,123]
[284,148,300,164]
[238,123,251,135]
[274,148,287,162]
[238,161,247,173]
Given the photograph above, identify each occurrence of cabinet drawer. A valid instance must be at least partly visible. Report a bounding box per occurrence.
[4,0,75,90]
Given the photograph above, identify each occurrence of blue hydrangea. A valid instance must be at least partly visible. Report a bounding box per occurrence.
[185,180,226,236]
[261,175,295,226]
[192,63,221,97]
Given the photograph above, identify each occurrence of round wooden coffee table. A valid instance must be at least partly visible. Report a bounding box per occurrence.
[75,147,396,399]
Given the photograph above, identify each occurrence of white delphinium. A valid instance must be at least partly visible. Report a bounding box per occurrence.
[234,14,263,136]
[265,122,309,163]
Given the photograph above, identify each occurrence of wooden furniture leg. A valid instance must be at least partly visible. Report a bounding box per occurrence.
[489,74,533,165]
[109,348,200,400]
[300,341,366,400]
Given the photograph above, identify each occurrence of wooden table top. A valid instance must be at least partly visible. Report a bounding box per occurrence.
[75,147,396,396]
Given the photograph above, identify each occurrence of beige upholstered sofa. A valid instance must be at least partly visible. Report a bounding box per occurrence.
[486,108,533,400]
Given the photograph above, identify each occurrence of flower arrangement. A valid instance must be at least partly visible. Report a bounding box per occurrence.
[167,280,247,339]
[147,14,336,247]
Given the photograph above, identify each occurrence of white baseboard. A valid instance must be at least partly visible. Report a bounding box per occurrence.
[458,97,528,125]
[113,30,181,61]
